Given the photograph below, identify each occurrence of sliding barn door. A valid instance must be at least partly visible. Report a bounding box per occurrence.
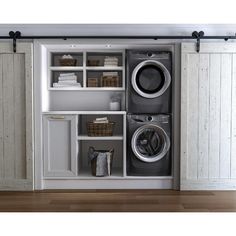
[181,43,236,190]
[0,43,33,190]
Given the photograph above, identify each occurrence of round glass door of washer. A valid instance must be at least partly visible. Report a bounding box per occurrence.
[131,60,171,99]
[131,124,170,163]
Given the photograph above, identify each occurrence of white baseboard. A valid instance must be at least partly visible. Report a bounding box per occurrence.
[41,179,173,190]
[181,179,236,190]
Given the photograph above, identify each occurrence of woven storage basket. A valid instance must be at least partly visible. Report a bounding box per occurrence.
[87,122,115,136]
[101,76,120,87]
[90,149,114,176]
[59,58,77,66]
[87,60,100,66]
[87,78,99,87]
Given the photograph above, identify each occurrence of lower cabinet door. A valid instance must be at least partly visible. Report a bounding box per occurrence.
[43,115,77,177]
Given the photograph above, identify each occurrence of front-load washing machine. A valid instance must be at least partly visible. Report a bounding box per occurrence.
[127,50,172,114]
[127,114,171,176]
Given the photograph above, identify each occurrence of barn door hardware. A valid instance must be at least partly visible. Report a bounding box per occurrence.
[192,31,204,53]
[0,29,235,53]
[9,31,21,53]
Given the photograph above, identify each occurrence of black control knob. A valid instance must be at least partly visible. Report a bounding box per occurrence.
[147,116,152,121]
[147,52,152,57]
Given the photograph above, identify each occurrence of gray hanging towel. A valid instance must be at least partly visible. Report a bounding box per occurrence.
[96,152,108,176]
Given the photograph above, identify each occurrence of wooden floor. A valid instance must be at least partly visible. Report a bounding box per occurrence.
[0,190,236,212]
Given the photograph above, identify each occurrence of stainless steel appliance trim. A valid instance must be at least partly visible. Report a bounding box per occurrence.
[131,60,171,99]
[131,124,170,163]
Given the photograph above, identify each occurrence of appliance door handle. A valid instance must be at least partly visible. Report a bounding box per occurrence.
[133,118,144,123]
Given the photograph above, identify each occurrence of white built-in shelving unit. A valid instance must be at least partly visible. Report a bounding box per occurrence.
[34,40,174,189]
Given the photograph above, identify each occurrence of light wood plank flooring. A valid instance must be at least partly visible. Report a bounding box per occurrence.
[0,190,235,212]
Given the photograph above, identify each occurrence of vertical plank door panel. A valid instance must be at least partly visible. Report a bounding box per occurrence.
[180,52,188,181]
[220,54,232,179]
[2,54,15,179]
[13,54,26,179]
[231,54,236,178]
[198,54,210,179]
[186,54,199,180]
[0,55,3,178]
[208,54,221,179]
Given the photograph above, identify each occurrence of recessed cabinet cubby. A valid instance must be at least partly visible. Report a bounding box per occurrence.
[43,112,126,178]
[48,50,125,90]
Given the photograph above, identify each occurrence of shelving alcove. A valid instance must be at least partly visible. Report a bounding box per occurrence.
[34,40,173,189]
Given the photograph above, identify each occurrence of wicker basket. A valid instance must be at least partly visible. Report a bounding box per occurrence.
[87,60,100,66]
[101,76,120,87]
[87,78,99,87]
[87,122,115,136]
[90,149,114,176]
[59,58,77,66]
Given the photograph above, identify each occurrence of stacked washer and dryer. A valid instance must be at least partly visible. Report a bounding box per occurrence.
[126,49,172,176]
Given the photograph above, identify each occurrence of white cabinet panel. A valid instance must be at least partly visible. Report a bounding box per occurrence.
[43,115,77,177]
[181,43,236,190]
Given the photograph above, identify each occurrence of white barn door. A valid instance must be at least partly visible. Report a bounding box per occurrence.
[0,43,33,190]
[181,43,236,190]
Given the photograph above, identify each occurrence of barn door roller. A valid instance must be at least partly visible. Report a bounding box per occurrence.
[192,31,204,53]
[9,31,21,53]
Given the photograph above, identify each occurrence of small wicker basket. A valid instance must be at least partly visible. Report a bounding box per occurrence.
[87,60,100,66]
[87,78,99,87]
[87,122,115,136]
[101,76,120,87]
[59,58,77,66]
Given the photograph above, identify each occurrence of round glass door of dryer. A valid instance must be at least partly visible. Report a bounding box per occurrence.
[131,60,171,98]
[131,124,170,163]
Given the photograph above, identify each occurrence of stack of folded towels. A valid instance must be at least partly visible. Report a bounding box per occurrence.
[102,71,118,77]
[53,73,81,88]
[104,56,118,67]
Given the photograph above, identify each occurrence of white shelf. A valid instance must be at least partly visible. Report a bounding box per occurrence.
[80,168,124,178]
[50,66,83,71]
[86,66,123,70]
[77,135,123,140]
[48,87,125,91]
[42,111,126,115]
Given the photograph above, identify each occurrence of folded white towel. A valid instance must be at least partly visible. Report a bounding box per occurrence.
[95,117,108,121]
[59,75,77,79]
[93,117,109,123]
[102,72,118,76]
[62,55,74,59]
[58,80,77,84]
[59,73,75,77]
[53,83,81,87]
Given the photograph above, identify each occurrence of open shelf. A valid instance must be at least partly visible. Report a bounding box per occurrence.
[50,66,84,71]
[42,111,126,115]
[78,168,124,179]
[77,135,123,140]
[48,87,125,91]
[85,66,123,71]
